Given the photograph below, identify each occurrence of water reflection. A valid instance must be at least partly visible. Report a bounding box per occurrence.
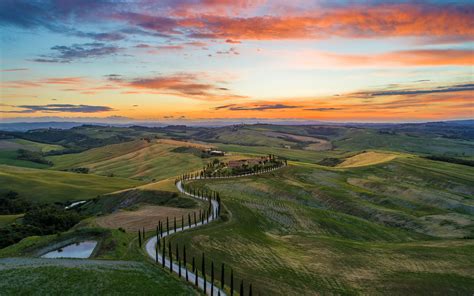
[41,240,97,258]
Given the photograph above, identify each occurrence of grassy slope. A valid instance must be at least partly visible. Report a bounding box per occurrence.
[171,158,474,295]
[336,151,398,168]
[217,143,344,163]
[0,261,195,296]
[334,129,474,157]
[0,139,64,153]
[48,139,214,182]
[0,226,195,295]
[0,139,64,168]
[0,150,50,169]
[0,164,141,203]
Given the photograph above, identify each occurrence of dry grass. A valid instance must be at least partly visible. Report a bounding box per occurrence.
[95,205,199,232]
[265,132,332,151]
[337,151,398,168]
[157,138,212,149]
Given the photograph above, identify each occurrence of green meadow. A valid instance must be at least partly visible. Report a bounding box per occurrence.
[171,157,474,295]
[48,139,213,182]
[0,164,141,203]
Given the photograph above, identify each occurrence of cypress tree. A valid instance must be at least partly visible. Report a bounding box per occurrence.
[188,213,191,228]
[195,267,198,287]
[240,280,244,296]
[138,230,142,247]
[181,215,184,230]
[176,243,179,263]
[202,253,206,294]
[211,261,214,296]
[221,263,225,289]
[194,212,197,226]
[169,241,172,273]
[230,269,234,296]
[174,216,177,232]
[184,245,188,281]
[249,284,252,296]
[162,237,166,267]
[156,226,160,241]
[166,217,169,235]
[192,256,195,280]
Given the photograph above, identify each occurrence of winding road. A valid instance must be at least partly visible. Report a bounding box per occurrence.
[145,165,285,295]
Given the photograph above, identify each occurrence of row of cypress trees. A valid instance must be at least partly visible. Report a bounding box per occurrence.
[141,158,283,295]
[157,238,253,296]
[175,156,286,183]
[138,207,214,246]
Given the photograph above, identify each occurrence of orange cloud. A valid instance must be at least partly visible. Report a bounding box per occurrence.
[115,74,247,101]
[208,83,473,121]
[115,3,473,42]
[328,49,473,67]
[284,49,473,69]
[178,4,473,40]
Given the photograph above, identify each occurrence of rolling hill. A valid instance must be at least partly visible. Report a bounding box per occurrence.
[0,164,141,203]
[171,156,474,295]
[48,139,217,181]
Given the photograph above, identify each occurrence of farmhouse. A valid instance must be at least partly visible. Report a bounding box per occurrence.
[227,157,267,168]
[209,150,225,156]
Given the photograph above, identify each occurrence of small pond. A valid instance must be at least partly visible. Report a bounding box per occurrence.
[41,240,97,259]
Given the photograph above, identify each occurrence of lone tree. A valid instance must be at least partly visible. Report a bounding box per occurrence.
[240,280,244,296]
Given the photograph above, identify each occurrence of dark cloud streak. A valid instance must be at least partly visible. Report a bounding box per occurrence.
[1,104,114,113]
[32,43,122,63]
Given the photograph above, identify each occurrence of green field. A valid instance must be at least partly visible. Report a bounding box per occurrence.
[0,139,64,168]
[170,157,474,295]
[0,258,195,295]
[48,139,213,181]
[0,164,141,203]
[333,128,474,158]
[0,139,64,153]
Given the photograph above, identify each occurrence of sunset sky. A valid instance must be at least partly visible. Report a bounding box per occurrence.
[1,0,473,122]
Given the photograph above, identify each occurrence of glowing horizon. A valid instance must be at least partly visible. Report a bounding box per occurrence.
[1,1,473,122]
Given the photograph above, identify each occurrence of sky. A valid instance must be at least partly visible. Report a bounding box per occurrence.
[0,0,473,123]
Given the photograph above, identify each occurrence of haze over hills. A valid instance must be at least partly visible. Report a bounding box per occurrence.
[1,118,472,131]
